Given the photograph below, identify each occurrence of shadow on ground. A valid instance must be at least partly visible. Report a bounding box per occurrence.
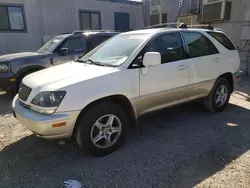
[0,100,250,188]
[0,91,13,115]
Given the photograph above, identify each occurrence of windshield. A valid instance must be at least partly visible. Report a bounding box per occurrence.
[37,37,65,53]
[79,34,149,67]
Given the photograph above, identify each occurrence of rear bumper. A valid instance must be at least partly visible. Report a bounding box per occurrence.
[233,70,242,84]
[0,72,16,90]
[12,95,81,140]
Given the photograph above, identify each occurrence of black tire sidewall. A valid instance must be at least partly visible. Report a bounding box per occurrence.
[75,102,128,156]
[211,78,231,112]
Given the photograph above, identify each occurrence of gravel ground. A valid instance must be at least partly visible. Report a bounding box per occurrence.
[0,78,250,188]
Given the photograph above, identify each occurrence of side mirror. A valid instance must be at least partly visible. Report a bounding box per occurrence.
[143,52,161,67]
[59,48,68,55]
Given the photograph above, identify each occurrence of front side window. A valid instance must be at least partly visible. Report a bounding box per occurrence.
[207,32,236,50]
[182,32,219,58]
[79,11,100,30]
[80,34,150,67]
[145,32,185,64]
[0,5,26,31]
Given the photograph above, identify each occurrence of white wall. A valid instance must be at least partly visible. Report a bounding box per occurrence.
[0,0,144,55]
[161,0,179,22]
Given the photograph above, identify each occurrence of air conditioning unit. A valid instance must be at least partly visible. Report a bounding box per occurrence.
[177,14,199,25]
[202,0,232,22]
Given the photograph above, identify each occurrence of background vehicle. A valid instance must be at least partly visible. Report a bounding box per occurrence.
[13,24,241,156]
[0,30,119,93]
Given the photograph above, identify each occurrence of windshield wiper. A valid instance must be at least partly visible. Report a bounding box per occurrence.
[74,59,86,63]
[84,59,107,66]
[76,58,117,67]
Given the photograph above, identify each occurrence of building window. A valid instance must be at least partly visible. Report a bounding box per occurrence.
[150,14,160,25]
[162,14,167,23]
[179,0,183,8]
[0,5,26,31]
[79,10,101,30]
[151,0,161,6]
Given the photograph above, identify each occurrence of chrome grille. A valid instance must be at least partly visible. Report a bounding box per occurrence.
[18,83,32,101]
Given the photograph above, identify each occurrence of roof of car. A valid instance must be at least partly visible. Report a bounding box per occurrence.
[121,27,223,36]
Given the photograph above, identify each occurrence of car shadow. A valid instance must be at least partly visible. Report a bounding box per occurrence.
[234,78,250,102]
[0,101,250,188]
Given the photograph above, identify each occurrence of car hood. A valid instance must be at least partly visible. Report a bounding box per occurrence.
[0,52,49,62]
[22,61,119,90]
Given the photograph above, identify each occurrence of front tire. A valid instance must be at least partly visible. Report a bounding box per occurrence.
[203,78,232,112]
[74,102,128,156]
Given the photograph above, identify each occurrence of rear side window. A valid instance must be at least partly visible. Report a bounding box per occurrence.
[70,37,86,52]
[86,35,113,51]
[182,32,219,58]
[207,32,236,50]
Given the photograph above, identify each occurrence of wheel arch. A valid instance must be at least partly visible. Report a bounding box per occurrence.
[74,94,137,135]
[16,65,46,80]
[217,72,234,93]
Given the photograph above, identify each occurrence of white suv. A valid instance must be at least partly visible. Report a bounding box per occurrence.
[12,26,241,156]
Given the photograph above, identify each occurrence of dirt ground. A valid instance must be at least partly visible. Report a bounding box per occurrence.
[0,78,250,188]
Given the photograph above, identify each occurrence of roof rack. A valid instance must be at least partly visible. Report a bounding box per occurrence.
[72,30,119,34]
[214,28,225,32]
[144,22,215,30]
[180,24,214,30]
[145,22,180,29]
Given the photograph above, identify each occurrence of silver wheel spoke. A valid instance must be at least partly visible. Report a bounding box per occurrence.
[223,94,228,103]
[110,127,120,134]
[93,133,103,143]
[220,86,225,94]
[95,122,104,130]
[105,135,112,146]
[215,96,221,104]
[107,115,115,126]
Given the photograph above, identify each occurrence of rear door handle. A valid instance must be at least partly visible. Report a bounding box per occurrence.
[176,65,188,70]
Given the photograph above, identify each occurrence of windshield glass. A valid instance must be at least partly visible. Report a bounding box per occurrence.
[80,34,150,67]
[37,36,65,53]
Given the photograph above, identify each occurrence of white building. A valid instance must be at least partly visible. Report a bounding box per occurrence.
[146,0,250,75]
[147,0,179,26]
[202,0,250,75]
[0,0,144,55]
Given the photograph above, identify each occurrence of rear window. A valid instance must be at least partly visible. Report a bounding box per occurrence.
[86,35,114,51]
[207,32,236,50]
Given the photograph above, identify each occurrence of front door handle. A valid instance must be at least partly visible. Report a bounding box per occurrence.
[176,65,188,70]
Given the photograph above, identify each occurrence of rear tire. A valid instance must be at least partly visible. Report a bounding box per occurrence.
[74,102,128,156]
[203,78,232,112]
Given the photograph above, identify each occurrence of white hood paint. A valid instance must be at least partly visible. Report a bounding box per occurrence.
[22,62,119,90]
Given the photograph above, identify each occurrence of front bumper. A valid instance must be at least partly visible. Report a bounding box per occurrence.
[12,95,81,140]
[0,72,16,90]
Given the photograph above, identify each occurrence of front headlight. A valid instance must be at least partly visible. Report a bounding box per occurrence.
[0,62,10,72]
[30,91,66,114]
